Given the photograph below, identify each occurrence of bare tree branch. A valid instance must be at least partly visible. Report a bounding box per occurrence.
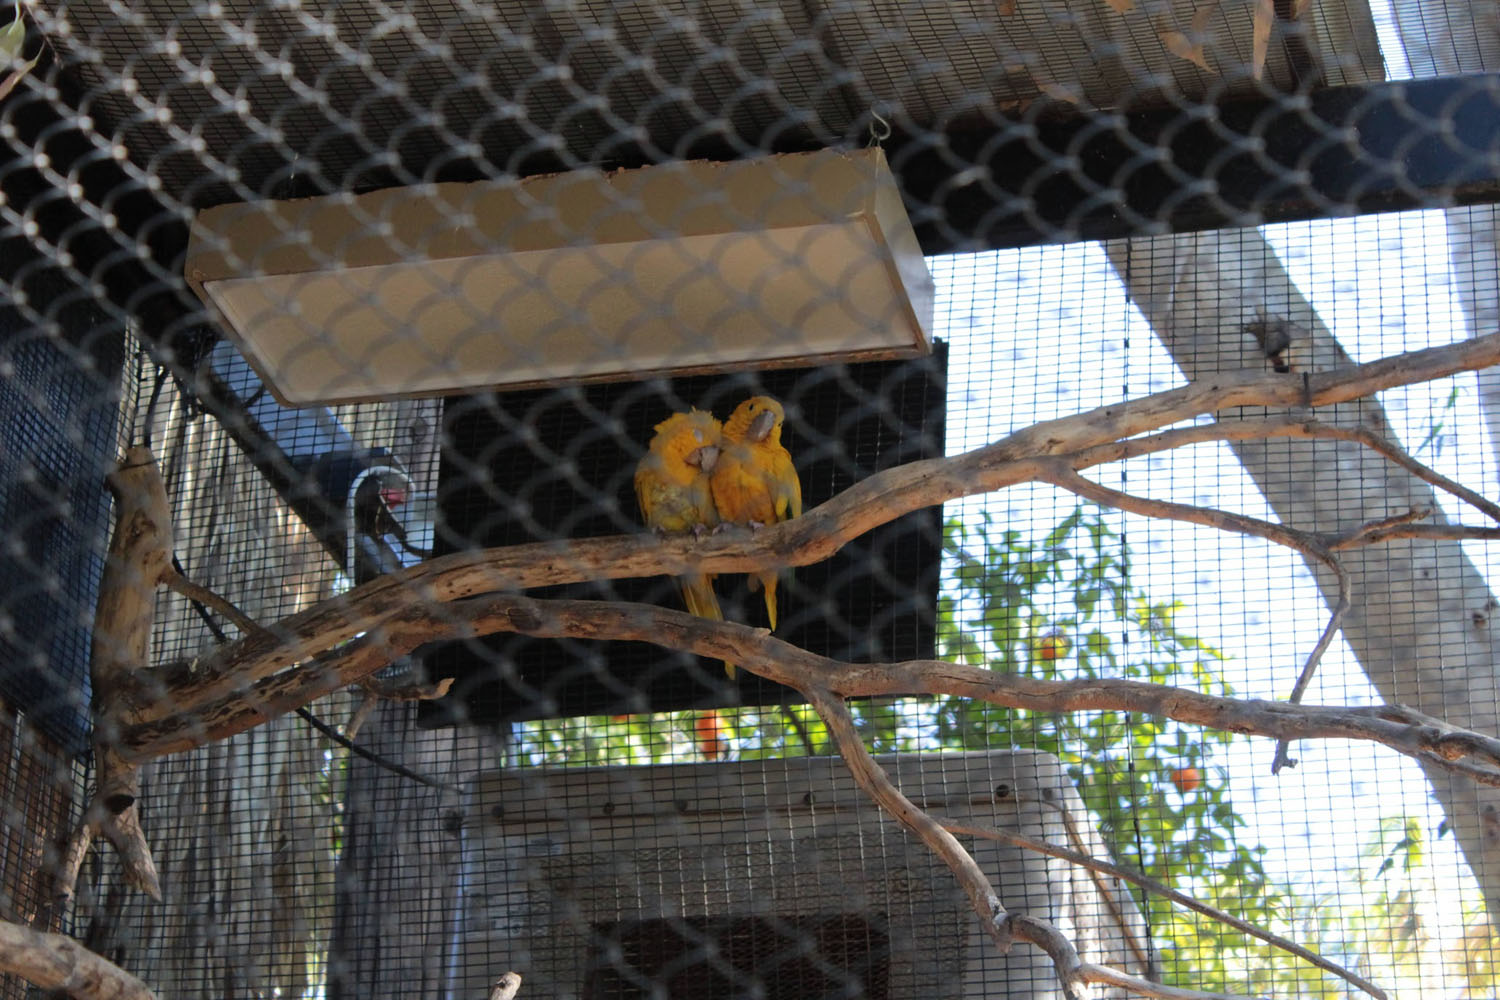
[1327,506,1433,547]
[805,688,1267,1000]
[1073,956,1267,1000]
[1039,462,1357,773]
[65,447,170,903]
[161,568,266,639]
[1042,463,1335,565]
[1273,562,1351,774]
[802,687,1013,950]
[938,819,1385,998]
[0,920,155,1000]
[85,332,1500,995]
[1329,427,1500,523]
[1009,907,1294,1000]
[121,597,1500,786]
[122,332,1500,727]
[1328,523,1500,547]
[1074,418,1500,527]
[488,972,522,1000]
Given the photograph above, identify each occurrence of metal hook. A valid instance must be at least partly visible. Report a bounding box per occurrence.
[867,103,892,146]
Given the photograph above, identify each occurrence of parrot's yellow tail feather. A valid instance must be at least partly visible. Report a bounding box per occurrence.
[680,575,736,678]
[759,573,778,631]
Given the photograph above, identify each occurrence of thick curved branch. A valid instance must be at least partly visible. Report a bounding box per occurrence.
[127,332,1500,725]
[77,334,1500,991]
[0,920,154,1000]
[803,687,1013,950]
[807,688,1288,999]
[121,598,1500,787]
[805,689,1259,1000]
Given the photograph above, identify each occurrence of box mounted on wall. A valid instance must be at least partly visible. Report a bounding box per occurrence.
[459,750,1149,999]
[185,148,933,406]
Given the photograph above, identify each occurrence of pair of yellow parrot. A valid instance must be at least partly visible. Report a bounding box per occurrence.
[634,395,802,676]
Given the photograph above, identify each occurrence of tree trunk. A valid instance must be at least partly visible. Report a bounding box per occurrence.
[83,401,341,998]
[1384,4,1500,475]
[1105,230,1500,920]
[327,705,488,1000]
[328,397,493,1000]
[1440,204,1500,472]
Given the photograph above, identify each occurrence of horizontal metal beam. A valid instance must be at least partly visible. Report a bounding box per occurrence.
[892,73,1500,253]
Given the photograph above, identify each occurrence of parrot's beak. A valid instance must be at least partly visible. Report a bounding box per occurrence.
[691,444,720,472]
[747,410,777,442]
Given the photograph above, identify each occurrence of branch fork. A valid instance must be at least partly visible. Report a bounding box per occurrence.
[53,333,1500,1000]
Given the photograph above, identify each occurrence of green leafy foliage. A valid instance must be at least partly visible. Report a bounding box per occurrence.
[936,509,1242,882]
[1315,817,1500,995]
[1414,380,1465,457]
[937,509,1500,994]
[937,509,1309,988]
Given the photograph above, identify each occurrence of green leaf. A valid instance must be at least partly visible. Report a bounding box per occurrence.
[0,15,24,63]
[0,12,35,103]
[1044,507,1083,548]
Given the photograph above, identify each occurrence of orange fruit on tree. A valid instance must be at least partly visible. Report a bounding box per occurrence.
[695,711,728,760]
[1036,630,1072,661]
[1170,766,1202,793]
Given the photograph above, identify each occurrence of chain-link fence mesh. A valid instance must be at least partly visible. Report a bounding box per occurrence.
[5,3,1500,998]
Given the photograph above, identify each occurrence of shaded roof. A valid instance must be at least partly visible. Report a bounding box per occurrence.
[44,0,1385,211]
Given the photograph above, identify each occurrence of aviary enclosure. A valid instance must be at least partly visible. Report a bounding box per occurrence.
[3,2,1500,998]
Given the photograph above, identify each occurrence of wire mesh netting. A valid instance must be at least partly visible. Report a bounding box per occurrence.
[5,2,1500,999]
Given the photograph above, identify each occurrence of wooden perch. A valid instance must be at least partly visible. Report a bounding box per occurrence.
[121,331,1500,733]
[0,919,155,1000]
[345,672,454,742]
[805,686,1014,951]
[108,334,1500,784]
[60,447,172,902]
[57,447,263,904]
[806,686,1300,1000]
[147,592,1500,781]
[488,972,522,1000]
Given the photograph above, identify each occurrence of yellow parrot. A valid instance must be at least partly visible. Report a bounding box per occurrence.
[635,408,734,674]
[711,395,802,631]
